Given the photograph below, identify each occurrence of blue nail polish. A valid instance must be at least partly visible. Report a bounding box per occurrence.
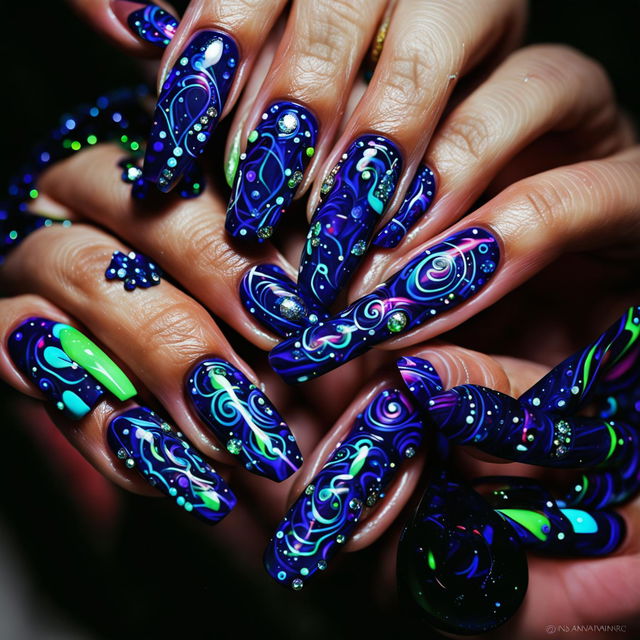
[373,165,436,248]
[297,135,402,307]
[239,264,329,338]
[142,31,239,192]
[186,358,302,481]
[270,227,500,383]
[108,406,236,524]
[397,356,444,406]
[105,250,162,291]
[127,4,178,47]
[226,101,318,241]
[264,388,423,589]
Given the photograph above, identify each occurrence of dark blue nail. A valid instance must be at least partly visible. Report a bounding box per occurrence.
[186,358,302,481]
[424,384,638,468]
[8,318,137,419]
[475,476,626,557]
[127,4,178,47]
[264,388,423,589]
[397,356,444,406]
[239,264,329,338]
[226,101,318,241]
[297,134,402,307]
[397,473,528,635]
[105,250,162,291]
[373,165,436,248]
[108,406,236,524]
[142,31,239,192]
[270,227,500,383]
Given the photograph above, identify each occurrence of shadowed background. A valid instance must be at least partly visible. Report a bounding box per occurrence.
[1,1,639,638]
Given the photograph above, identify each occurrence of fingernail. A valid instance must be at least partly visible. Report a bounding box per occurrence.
[396,473,527,635]
[105,250,162,291]
[226,102,318,241]
[239,264,329,338]
[186,358,302,481]
[297,134,402,307]
[8,318,136,419]
[142,31,239,192]
[225,125,243,187]
[476,477,625,556]
[111,2,178,48]
[397,356,444,406]
[270,227,499,383]
[426,385,636,468]
[373,165,436,248]
[264,388,423,589]
[108,406,236,523]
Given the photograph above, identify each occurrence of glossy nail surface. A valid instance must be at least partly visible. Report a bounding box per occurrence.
[397,356,444,406]
[108,407,236,524]
[397,474,527,635]
[226,101,318,241]
[239,264,328,338]
[8,318,136,419]
[373,165,436,248]
[270,227,499,383]
[105,250,162,291]
[264,388,423,589]
[124,4,178,47]
[424,384,637,468]
[475,477,625,556]
[298,134,402,307]
[142,31,238,192]
[186,358,301,481]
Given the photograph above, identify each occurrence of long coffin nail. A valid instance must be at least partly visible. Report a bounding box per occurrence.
[142,31,239,192]
[475,476,626,557]
[239,264,328,338]
[111,2,178,48]
[108,406,236,523]
[264,388,423,589]
[186,358,301,481]
[297,134,402,307]
[373,165,436,248]
[8,318,136,419]
[397,472,528,635]
[226,101,318,241]
[424,385,637,468]
[270,227,499,383]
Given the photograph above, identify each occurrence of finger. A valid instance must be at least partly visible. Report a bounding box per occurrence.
[140,0,287,192]
[0,295,236,523]
[0,224,303,482]
[370,44,630,255]
[68,0,179,54]
[224,0,387,242]
[270,146,640,382]
[296,0,527,308]
[38,144,298,349]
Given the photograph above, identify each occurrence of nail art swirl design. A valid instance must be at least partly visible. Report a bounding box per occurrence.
[186,358,302,481]
[264,388,423,589]
[397,356,444,406]
[270,227,500,383]
[239,264,328,338]
[108,407,236,524]
[226,101,318,241]
[127,5,178,47]
[142,31,238,192]
[298,135,402,307]
[8,318,136,419]
[373,165,436,248]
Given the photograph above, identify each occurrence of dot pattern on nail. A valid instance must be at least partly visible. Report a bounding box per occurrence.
[298,135,402,307]
[373,165,436,249]
[108,407,236,524]
[270,227,500,383]
[226,101,318,241]
[142,31,238,192]
[105,250,162,291]
[127,5,178,47]
[186,359,302,482]
[264,388,423,589]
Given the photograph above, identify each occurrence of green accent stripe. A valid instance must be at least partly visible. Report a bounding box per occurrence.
[497,508,550,542]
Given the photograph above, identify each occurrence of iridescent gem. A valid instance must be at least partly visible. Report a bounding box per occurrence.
[351,240,367,256]
[292,578,304,591]
[387,311,408,333]
[277,112,299,134]
[257,226,273,239]
[404,446,416,458]
[278,296,307,322]
[305,484,315,495]
[320,175,334,195]
[226,438,243,455]
[288,170,304,189]
[336,534,346,544]
[349,498,362,511]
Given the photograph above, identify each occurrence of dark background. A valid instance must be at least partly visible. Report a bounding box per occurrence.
[1,1,639,639]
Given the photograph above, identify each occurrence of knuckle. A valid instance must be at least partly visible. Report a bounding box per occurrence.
[438,112,491,163]
[513,178,572,230]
